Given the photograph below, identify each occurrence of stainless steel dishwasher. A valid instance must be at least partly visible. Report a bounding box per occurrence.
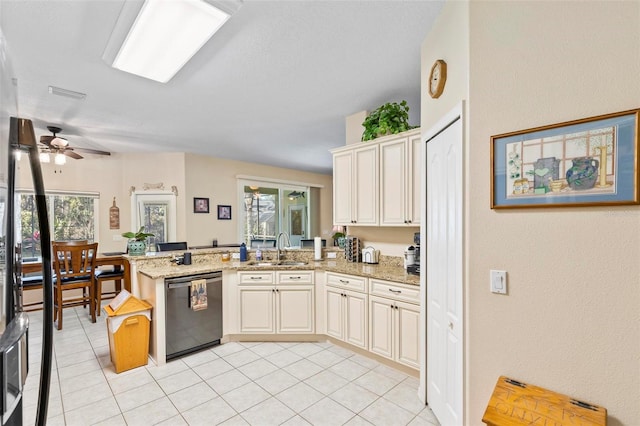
[165,271,223,359]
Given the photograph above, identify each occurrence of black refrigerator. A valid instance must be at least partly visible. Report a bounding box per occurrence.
[0,29,54,426]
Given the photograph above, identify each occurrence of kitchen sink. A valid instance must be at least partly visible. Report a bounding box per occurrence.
[277,261,308,266]
[246,261,308,267]
[247,261,278,266]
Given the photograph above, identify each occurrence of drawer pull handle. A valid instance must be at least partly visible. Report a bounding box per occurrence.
[290,276,301,280]
[339,279,350,284]
[388,289,402,294]
[250,277,262,280]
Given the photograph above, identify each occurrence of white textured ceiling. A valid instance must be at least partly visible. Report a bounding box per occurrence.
[0,0,444,174]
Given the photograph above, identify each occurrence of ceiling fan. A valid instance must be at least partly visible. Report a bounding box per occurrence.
[39,126,110,160]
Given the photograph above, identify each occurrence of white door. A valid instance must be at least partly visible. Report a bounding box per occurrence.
[424,108,463,425]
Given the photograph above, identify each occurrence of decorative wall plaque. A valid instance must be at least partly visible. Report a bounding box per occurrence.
[109,197,120,229]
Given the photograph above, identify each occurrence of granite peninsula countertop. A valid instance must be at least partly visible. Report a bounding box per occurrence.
[132,249,420,286]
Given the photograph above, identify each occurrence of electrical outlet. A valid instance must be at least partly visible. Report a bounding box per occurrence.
[113,234,124,241]
[327,252,337,259]
[232,252,240,259]
[490,270,507,294]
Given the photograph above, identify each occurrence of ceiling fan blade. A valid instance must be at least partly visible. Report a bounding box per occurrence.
[40,135,54,146]
[72,147,111,156]
[64,150,83,160]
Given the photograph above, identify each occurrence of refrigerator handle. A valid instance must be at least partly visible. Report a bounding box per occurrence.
[22,118,54,426]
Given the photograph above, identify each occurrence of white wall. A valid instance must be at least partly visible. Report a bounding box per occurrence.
[423,1,640,424]
[184,153,333,247]
[17,151,333,252]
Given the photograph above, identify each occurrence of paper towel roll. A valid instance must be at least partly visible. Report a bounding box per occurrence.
[314,237,322,260]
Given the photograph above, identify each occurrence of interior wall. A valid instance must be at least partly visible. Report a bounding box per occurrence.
[465,2,640,424]
[184,153,333,248]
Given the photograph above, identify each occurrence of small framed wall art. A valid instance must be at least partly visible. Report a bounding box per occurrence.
[217,205,232,220]
[193,197,210,213]
[491,108,639,209]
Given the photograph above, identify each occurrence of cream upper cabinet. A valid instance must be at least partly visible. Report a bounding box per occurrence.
[379,129,422,226]
[332,128,419,227]
[408,132,422,225]
[331,144,379,226]
[332,150,353,225]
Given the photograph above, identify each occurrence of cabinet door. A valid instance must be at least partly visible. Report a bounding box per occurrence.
[380,138,408,226]
[344,289,368,349]
[369,295,394,360]
[408,133,422,225]
[238,287,275,333]
[325,287,344,340]
[396,300,420,369]
[353,145,379,225]
[277,286,314,334]
[333,150,353,225]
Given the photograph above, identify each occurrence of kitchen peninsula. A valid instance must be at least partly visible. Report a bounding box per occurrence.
[130,247,420,375]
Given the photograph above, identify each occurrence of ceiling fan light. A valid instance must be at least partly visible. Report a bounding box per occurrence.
[51,137,69,148]
[39,152,50,163]
[54,153,66,165]
[105,0,240,83]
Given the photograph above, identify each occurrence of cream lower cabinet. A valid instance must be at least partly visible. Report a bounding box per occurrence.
[369,279,420,369]
[238,271,314,334]
[325,272,368,349]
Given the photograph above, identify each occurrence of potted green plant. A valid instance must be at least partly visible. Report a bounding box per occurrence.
[331,225,346,249]
[122,227,154,256]
[361,100,413,141]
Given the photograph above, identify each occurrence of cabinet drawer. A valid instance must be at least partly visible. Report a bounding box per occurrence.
[276,271,314,285]
[326,272,367,292]
[369,279,420,304]
[238,271,274,285]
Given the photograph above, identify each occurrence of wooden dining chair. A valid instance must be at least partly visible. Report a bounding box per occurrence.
[94,266,124,316]
[52,241,98,330]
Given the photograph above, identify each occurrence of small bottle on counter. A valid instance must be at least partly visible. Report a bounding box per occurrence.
[221,251,230,262]
[256,248,262,261]
[239,243,247,262]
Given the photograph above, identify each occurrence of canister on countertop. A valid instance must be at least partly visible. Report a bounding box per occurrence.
[239,243,247,262]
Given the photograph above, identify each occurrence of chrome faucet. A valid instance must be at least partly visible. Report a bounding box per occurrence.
[276,232,291,262]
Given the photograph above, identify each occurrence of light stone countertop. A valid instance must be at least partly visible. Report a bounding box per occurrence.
[131,248,420,286]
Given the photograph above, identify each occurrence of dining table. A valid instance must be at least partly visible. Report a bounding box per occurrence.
[22,252,131,293]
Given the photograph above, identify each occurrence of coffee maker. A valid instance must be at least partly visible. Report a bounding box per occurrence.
[407,232,420,276]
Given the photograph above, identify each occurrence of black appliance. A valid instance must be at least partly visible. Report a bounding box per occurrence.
[408,232,420,276]
[165,272,223,360]
[0,30,54,425]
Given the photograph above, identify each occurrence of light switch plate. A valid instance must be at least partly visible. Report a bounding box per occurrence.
[490,270,507,294]
[327,252,337,259]
[232,252,240,259]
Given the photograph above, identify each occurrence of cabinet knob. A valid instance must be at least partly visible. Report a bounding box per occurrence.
[449,322,454,329]
[407,220,412,224]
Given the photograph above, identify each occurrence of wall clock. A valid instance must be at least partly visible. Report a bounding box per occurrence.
[428,59,447,99]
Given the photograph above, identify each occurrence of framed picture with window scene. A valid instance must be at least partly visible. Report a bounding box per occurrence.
[193,197,209,213]
[491,108,639,209]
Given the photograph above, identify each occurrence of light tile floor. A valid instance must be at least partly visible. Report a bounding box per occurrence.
[23,307,440,426]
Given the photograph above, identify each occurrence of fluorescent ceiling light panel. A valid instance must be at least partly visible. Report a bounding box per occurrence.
[111,0,232,83]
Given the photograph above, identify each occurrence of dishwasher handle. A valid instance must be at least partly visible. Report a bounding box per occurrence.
[167,281,194,290]
[165,272,222,288]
